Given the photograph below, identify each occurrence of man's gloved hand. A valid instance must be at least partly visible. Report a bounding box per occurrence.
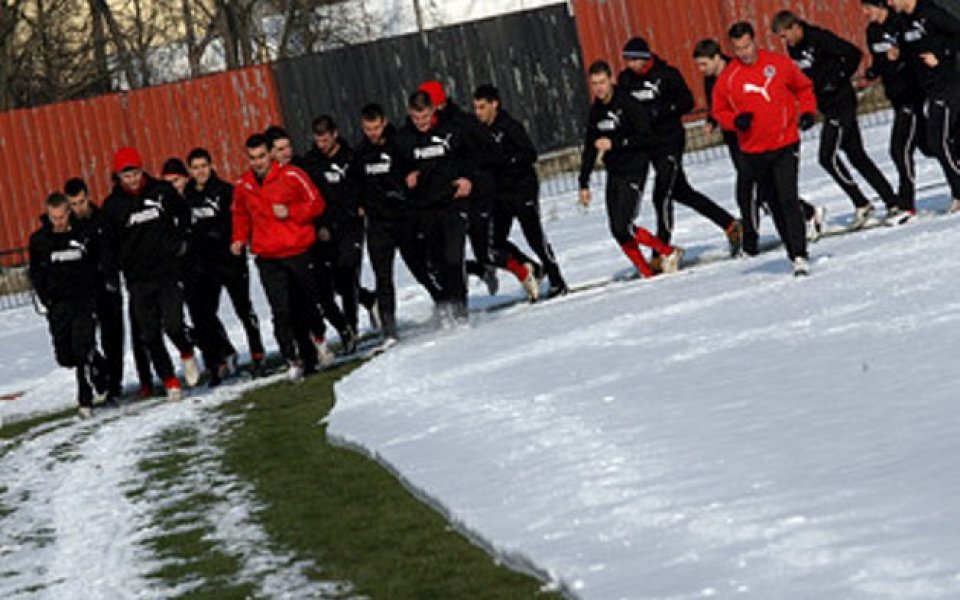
[734,112,754,132]
[799,112,816,131]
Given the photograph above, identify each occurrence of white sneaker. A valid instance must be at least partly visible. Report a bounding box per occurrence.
[286,361,304,384]
[661,247,684,274]
[182,355,200,387]
[851,204,875,230]
[883,207,913,226]
[949,198,960,214]
[314,337,336,368]
[77,406,93,420]
[793,256,810,277]
[808,205,827,241]
[166,385,183,403]
[520,262,539,301]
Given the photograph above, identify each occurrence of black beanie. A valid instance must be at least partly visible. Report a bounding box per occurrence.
[161,157,189,178]
[622,37,652,60]
[861,0,886,6]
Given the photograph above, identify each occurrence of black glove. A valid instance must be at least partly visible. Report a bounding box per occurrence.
[734,112,754,132]
[799,112,816,131]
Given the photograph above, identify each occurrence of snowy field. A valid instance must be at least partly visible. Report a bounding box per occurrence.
[2,112,959,598]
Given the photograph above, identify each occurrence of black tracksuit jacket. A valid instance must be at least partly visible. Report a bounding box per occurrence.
[100,174,189,285]
[486,109,539,193]
[29,215,98,308]
[400,117,473,210]
[787,22,863,116]
[302,140,362,228]
[866,15,926,109]
[617,55,694,148]
[353,124,414,222]
[900,0,960,95]
[184,172,244,278]
[579,86,656,188]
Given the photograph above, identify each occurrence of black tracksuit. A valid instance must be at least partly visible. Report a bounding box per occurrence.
[790,21,899,210]
[29,216,105,407]
[401,116,473,318]
[900,0,960,199]
[486,108,565,289]
[867,14,931,211]
[100,175,193,384]
[71,204,124,398]
[184,173,264,369]
[353,124,429,338]
[302,141,376,332]
[437,102,503,282]
[618,56,736,246]
[579,87,657,246]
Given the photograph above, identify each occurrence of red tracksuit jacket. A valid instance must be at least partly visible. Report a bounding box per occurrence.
[711,49,817,154]
[232,161,325,259]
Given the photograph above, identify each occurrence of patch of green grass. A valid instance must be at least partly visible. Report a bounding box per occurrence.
[219,363,562,599]
[0,408,74,442]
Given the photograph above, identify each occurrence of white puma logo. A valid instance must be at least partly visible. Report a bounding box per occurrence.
[743,82,771,102]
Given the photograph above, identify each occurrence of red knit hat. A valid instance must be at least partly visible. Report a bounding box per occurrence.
[418,80,447,107]
[113,147,143,173]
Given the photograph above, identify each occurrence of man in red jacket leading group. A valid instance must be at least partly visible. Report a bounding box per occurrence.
[231,133,356,382]
[712,21,818,276]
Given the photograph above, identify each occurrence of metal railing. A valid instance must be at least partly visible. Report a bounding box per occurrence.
[0,248,33,311]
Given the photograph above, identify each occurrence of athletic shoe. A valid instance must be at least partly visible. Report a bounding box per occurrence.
[482,265,499,296]
[807,205,826,241]
[137,384,155,400]
[100,396,121,409]
[520,262,540,302]
[883,206,913,226]
[340,326,358,355]
[286,361,304,384]
[649,255,664,274]
[851,203,875,230]
[182,353,200,387]
[367,299,383,332]
[77,406,93,420]
[725,220,744,257]
[164,378,183,402]
[250,355,266,378]
[314,336,336,368]
[661,247,684,274]
[208,369,223,388]
[546,283,569,299]
[220,352,239,378]
[950,198,960,214]
[793,256,810,277]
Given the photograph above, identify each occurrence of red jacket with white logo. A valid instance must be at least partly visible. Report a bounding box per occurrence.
[232,161,325,259]
[712,49,817,154]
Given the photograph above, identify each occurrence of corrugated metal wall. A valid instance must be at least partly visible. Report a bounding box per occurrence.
[272,4,588,156]
[0,65,282,252]
[572,0,868,115]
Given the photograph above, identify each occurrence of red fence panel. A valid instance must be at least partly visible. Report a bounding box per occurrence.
[0,64,282,252]
[572,0,869,114]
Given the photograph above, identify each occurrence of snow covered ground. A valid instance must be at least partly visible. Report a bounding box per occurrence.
[2,111,959,598]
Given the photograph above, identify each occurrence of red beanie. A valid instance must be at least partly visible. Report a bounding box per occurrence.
[418,80,447,107]
[113,147,143,173]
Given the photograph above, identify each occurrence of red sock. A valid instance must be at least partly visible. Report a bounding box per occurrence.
[505,257,530,282]
[163,376,181,390]
[620,242,654,278]
[633,227,673,256]
[180,350,194,361]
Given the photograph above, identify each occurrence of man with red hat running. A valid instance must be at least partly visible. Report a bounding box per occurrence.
[99,146,199,401]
